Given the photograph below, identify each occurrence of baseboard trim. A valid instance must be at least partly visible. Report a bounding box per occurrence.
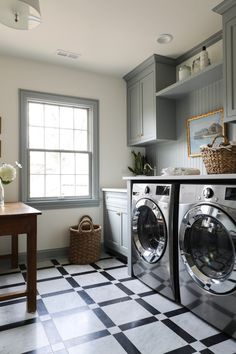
[18,243,107,263]
[17,247,69,263]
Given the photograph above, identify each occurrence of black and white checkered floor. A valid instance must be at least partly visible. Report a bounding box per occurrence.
[0,254,236,354]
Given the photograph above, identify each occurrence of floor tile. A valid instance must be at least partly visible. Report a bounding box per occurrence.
[143,293,181,313]
[51,341,66,351]
[209,338,236,354]
[0,255,236,354]
[121,278,151,294]
[106,267,130,280]
[170,312,219,340]
[85,283,128,303]
[63,264,95,274]
[124,321,187,354]
[67,334,127,354]
[37,268,62,280]
[73,272,109,287]
[102,299,152,325]
[0,284,26,295]
[37,278,73,295]
[0,272,25,286]
[53,310,106,341]
[43,291,87,313]
[0,322,49,354]
[95,259,125,269]
[0,301,37,326]
[191,340,207,351]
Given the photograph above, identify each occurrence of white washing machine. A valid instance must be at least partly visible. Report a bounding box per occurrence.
[178,184,236,339]
[132,183,179,302]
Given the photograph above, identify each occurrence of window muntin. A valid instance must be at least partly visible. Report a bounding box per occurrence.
[20,90,99,209]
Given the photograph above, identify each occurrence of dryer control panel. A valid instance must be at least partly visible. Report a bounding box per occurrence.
[203,187,214,199]
[225,187,236,200]
[179,184,236,209]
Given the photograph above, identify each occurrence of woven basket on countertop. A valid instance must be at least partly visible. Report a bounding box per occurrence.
[201,135,236,174]
[69,215,101,264]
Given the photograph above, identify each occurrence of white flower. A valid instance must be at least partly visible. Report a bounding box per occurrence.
[0,162,21,185]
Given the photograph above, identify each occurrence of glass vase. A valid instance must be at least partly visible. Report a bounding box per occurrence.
[0,179,4,207]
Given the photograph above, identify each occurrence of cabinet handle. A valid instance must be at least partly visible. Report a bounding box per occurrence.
[116,212,121,216]
[140,82,144,137]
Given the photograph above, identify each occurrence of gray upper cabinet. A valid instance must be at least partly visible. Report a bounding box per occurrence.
[124,54,176,146]
[214,0,236,123]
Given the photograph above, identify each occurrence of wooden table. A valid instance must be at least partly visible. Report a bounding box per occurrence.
[0,202,41,312]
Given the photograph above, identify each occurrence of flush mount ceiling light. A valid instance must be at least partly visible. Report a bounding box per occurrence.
[157,34,173,44]
[0,0,41,30]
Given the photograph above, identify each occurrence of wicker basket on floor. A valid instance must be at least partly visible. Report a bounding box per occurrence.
[201,135,236,174]
[69,215,101,264]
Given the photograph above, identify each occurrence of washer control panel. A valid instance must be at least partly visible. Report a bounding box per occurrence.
[132,184,171,202]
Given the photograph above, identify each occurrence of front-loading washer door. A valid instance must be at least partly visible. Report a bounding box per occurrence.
[179,204,236,294]
[132,198,167,264]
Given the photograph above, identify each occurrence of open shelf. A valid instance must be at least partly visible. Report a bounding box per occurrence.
[156,62,223,99]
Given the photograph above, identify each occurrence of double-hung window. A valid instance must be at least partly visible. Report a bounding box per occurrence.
[20,90,99,209]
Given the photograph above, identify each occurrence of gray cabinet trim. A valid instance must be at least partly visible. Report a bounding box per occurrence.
[213,0,236,15]
[123,54,175,82]
[176,31,222,65]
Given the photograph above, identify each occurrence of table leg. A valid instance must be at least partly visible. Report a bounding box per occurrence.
[11,234,18,269]
[26,216,37,313]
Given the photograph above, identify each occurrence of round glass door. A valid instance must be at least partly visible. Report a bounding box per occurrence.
[179,204,236,294]
[132,198,167,263]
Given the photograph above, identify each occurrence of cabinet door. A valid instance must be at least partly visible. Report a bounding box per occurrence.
[104,209,121,251]
[140,71,156,142]
[225,15,236,122]
[127,81,141,145]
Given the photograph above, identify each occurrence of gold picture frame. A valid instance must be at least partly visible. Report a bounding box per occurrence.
[186,109,225,157]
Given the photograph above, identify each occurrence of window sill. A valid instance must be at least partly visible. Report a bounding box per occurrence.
[24,198,100,210]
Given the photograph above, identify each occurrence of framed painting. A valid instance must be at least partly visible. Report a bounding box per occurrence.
[186,109,225,157]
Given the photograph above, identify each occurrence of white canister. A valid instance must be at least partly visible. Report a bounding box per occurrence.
[178,65,191,81]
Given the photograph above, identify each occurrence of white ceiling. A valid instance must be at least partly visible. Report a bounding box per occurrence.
[0,0,223,77]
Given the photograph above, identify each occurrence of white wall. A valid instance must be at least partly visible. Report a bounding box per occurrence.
[0,55,132,254]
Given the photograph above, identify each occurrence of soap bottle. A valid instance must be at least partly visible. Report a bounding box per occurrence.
[200,46,209,70]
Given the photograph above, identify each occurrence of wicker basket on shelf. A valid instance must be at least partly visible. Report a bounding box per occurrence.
[201,135,236,174]
[69,215,101,264]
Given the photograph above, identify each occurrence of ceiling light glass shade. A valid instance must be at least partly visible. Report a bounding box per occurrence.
[0,0,41,30]
[157,34,173,44]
